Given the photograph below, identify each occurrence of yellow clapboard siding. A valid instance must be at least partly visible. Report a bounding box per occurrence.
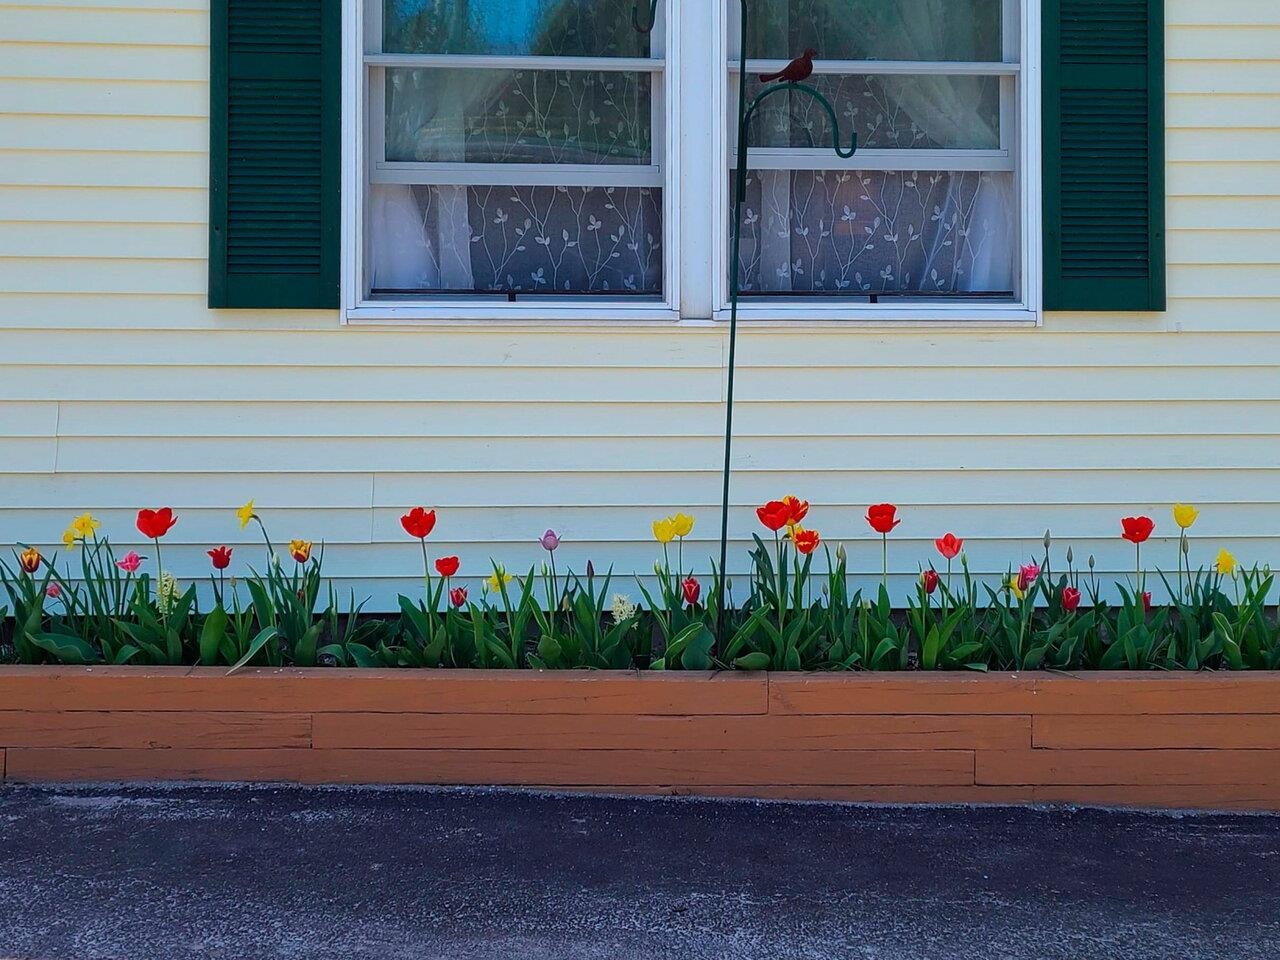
[1169,94,1280,128]
[0,186,205,224]
[1168,0,1280,27]
[0,43,207,83]
[0,115,207,153]
[0,150,205,188]
[1167,25,1280,59]
[1,7,205,47]
[48,398,1280,440]
[0,221,204,258]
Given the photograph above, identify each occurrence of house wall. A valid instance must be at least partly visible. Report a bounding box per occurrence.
[0,0,1277,608]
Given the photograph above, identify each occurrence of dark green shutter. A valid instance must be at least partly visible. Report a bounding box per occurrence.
[1043,0,1165,311]
[209,0,340,309]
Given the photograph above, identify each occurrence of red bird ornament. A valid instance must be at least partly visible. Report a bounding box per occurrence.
[759,48,817,84]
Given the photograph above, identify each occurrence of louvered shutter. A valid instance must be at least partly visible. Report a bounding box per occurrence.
[208,0,340,309]
[1043,0,1165,311]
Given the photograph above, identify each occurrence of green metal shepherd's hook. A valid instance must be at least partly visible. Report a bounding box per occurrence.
[631,0,659,34]
[633,1,854,647]
[715,3,856,648]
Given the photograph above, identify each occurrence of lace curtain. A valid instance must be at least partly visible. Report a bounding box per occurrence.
[735,0,1016,297]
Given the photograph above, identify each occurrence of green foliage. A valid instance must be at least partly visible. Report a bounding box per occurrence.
[2,532,1277,673]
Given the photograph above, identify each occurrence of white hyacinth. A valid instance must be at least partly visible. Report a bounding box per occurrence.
[609,593,637,623]
[157,571,180,616]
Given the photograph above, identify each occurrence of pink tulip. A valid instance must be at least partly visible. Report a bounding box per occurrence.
[539,529,561,552]
[46,582,61,599]
[1018,563,1040,592]
[116,551,142,574]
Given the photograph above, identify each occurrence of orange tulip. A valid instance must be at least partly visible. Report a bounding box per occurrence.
[791,528,820,555]
[18,547,41,574]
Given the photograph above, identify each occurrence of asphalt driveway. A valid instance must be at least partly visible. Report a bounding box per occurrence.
[0,784,1277,960]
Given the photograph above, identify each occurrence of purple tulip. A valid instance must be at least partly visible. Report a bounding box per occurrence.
[539,529,561,552]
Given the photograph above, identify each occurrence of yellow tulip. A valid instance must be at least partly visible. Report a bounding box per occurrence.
[288,539,312,564]
[1172,503,1199,530]
[670,513,695,538]
[652,517,677,544]
[1215,548,1237,576]
[237,500,257,530]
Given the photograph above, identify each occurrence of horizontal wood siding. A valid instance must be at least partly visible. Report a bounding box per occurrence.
[2,668,1278,811]
[0,1,1277,606]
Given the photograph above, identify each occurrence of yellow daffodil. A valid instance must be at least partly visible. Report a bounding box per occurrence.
[1008,574,1025,601]
[652,517,677,544]
[1215,548,1236,576]
[237,500,257,530]
[1172,503,1199,530]
[62,527,78,550]
[671,513,695,538]
[484,567,513,593]
[70,513,100,539]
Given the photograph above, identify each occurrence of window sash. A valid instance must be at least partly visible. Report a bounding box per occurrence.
[363,19,667,187]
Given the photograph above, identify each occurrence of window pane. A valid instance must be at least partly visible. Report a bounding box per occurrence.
[384,0,650,57]
[385,68,653,164]
[742,0,1004,62]
[743,74,1001,151]
[733,169,1015,295]
[370,183,663,294]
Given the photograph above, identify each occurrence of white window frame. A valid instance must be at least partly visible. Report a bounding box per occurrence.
[712,0,1041,325]
[342,0,683,324]
[341,0,1039,327]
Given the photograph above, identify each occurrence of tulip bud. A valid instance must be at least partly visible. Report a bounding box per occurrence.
[1065,546,1073,564]
[1088,554,1095,570]
[586,560,595,578]
[1181,536,1190,556]
[1043,529,1052,549]
[836,543,847,564]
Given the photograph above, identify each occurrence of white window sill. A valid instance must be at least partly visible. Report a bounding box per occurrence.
[343,302,1040,329]
[344,302,683,327]
[713,304,1041,328]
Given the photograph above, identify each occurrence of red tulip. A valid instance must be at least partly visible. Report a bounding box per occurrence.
[681,576,701,605]
[1061,586,1081,612]
[935,533,963,560]
[1141,591,1152,613]
[449,586,468,608]
[136,507,177,540]
[921,568,939,594]
[1121,516,1154,544]
[401,507,437,540]
[208,546,233,570]
[791,528,821,555]
[435,556,460,577]
[865,503,900,535]
[756,500,791,532]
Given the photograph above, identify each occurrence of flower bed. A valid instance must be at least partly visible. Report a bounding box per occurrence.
[1,499,1276,672]
[1,667,1278,811]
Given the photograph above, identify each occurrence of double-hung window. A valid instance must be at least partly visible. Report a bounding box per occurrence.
[721,0,1033,319]
[204,0,1161,321]
[352,0,674,317]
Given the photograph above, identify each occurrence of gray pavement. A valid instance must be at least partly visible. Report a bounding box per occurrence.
[0,783,1277,960]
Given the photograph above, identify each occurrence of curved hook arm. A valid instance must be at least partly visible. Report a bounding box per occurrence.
[631,0,658,33]
[742,82,858,159]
